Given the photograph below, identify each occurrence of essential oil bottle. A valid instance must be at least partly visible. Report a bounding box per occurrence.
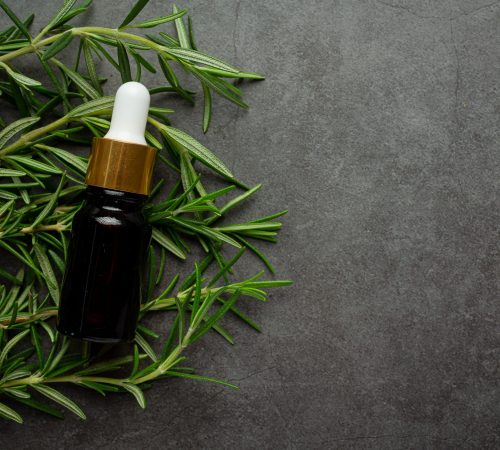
[57,82,157,343]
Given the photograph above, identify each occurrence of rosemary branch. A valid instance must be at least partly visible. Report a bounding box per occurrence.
[0,0,289,424]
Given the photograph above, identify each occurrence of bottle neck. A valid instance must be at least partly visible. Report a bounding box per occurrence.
[86,185,147,211]
[86,137,156,195]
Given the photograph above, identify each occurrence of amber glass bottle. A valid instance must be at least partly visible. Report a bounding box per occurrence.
[57,186,151,342]
[57,82,156,343]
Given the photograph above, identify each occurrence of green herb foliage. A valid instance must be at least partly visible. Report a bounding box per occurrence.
[0,1,290,423]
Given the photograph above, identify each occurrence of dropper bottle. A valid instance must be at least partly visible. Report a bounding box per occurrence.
[57,82,157,343]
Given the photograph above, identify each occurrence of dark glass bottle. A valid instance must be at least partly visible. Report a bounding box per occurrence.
[57,186,151,343]
[57,82,156,343]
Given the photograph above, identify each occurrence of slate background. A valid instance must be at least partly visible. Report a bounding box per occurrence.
[1,0,500,448]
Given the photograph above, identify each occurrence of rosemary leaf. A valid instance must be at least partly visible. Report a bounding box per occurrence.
[124,10,187,29]
[0,401,23,423]
[0,1,31,41]
[31,384,86,420]
[118,0,150,30]
[42,31,74,61]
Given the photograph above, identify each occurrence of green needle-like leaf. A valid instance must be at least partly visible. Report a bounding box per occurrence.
[192,69,248,109]
[152,227,186,259]
[0,62,41,88]
[202,83,212,133]
[42,31,74,61]
[164,371,238,389]
[135,332,157,362]
[119,0,150,29]
[31,384,86,420]
[54,59,99,99]
[168,48,240,73]
[124,10,187,29]
[173,4,190,48]
[33,243,60,306]
[0,401,23,423]
[187,16,198,50]
[31,172,66,228]
[0,116,40,149]
[51,0,93,30]
[0,1,31,41]
[0,169,26,177]
[36,144,88,174]
[162,125,233,178]
[117,41,132,83]
[0,329,30,370]
[6,155,62,174]
[121,383,146,409]
[190,289,241,343]
[67,95,114,117]
[44,0,78,32]
[82,39,102,95]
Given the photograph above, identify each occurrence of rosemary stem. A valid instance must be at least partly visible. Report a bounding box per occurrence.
[1,374,122,388]
[73,27,167,53]
[133,329,194,384]
[20,223,67,234]
[0,310,58,329]
[1,374,43,388]
[0,27,173,65]
[0,34,60,63]
[45,375,125,386]
[0,116,69,157]
[1,339,190,387]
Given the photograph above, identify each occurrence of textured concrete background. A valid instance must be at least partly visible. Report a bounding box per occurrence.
[1,0,500,448]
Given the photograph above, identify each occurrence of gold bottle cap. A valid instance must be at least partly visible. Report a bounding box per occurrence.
[85,137,156,196]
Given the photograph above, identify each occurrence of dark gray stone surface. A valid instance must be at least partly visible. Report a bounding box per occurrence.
[1,0,500,448]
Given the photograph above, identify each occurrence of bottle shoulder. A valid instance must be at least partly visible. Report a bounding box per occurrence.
[75,198,148,229]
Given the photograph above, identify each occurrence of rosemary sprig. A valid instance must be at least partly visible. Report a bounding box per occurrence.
[0,0,290,424]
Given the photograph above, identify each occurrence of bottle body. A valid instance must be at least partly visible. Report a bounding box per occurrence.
[57,186,151,343]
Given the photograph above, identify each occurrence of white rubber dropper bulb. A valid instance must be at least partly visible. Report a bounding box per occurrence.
[104,81,150,145]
